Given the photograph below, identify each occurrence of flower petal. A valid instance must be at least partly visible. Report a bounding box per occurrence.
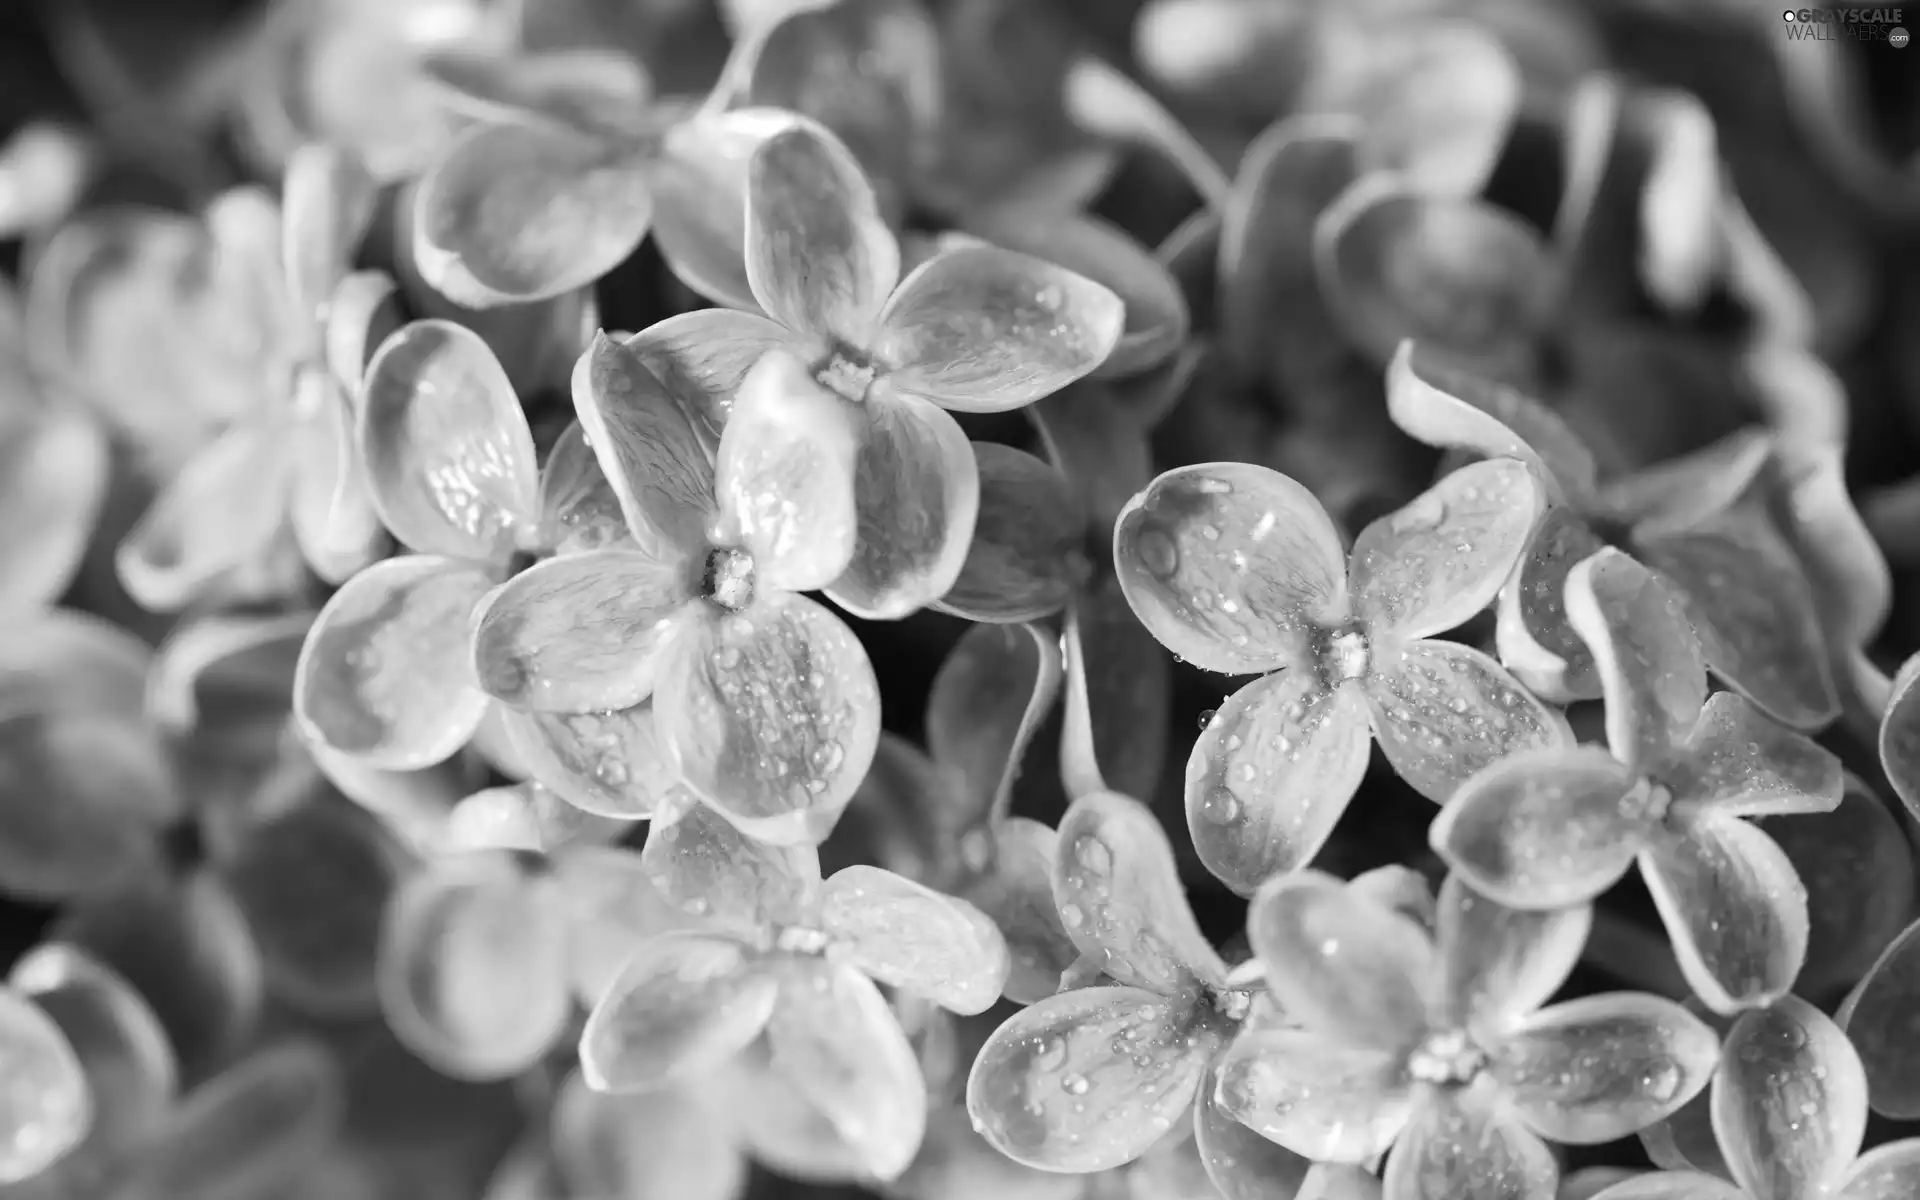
[579,931,778,1094]
[413,122,652,307]
[377,855,573,1080]
[441,781,632,855]
[639,801,821,936]
[1113,462,1349,674]
[1248,870,1431,1051]
[1711,996,1866,1200]
[1597,430,1774,537]
[1838,1139,1920,1200]
[537,421,635,555]
[550,1071,744,1200]
[359,319,541,560]
[935,444,1082,624]
[1315,178,1552,374]
[649,107,798,311]
[116,419,292,612]
[712,1037,870,1182]
[1838,917,1920,1119]
[0,402,106,618]
[1641,813,1809,1015]
[964,817,1077,1004]
[550,845,706,1005]
[0,984,90,1183]
[1029,374,1158,523]
[1494,508,1610,702]
[827,390,979,620]
[1364,638,1571,805]
[469,549,691,712]
[655,592,880,844]
[1192,1064,1315,1200]
[623,308,793,433]
[294,555,494,769]
[1381,1079,1559,1200]
[874,245,1125,412]
[1669,691,1841,818]
[1065,578,1173,803]
[1430,746,1646,911]
[1213,1028,1415,1162]
[715,347,861,592]
[766,959,927,1181]
[745,119,899,342]
[966,985,1214,1173]
[1492,993,1718,1144]
[1882,653,1920,821]
[571,330,722,558]
[281,142,377,322]
[494,699,677,819]
[288,372,388,585]
[1348,459,1544,639]
[1563,548,1706,771]
[131,1039,342,1200]
[1053,790,1228,995]
[1185,670,1373,895]
[819,865,1008,1014]
[1432,874,1590,1034]
[927,621,1062,833]
[1568,1172,1739,1200]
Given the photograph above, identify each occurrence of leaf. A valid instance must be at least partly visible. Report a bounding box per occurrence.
[1381,1079,1558,1200]
[1112,462,1348,674]
[1711,996,1866,1200]
[1213,1028,1414,1161]
[1642,814,1809,1016]
[821,864,1008,1014]
[1247,870,1431,1052]
[358,319,541,560]
[0,985,90,1184]
[1564,548,1706,771]
[935,444,1081,624]
[1431,874,1590,1034]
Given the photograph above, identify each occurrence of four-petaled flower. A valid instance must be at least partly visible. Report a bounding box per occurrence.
[1215,870,1716,1200]
[1114,455,1568,894]
[1431,548,1842,1015]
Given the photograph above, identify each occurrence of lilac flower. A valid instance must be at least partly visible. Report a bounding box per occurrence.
[1113,456,1567,894]
[1432,548,1841,1014]
[1387,342,1840,728]
[646,119,1123,618]
[579,816,1007,1183]
[1837,913,1920,1120]
[537,1067,747,1200]
[845,621,1078,1002]
[1215,871,1715,1200]
[1586,997,1920,1200]
[0,982,89,1183]
[467,335,882,845]
[293,319,633,773]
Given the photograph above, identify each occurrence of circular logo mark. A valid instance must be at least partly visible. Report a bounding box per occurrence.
[1783,8,1796,17]
[1892,25,1911,46]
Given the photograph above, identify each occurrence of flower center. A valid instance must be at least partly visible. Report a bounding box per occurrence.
[1408,1028,1487,1087]
[702,546,756,612]
[771,925,831,956]
[1315,624,1371,684]
[1633,779,1676,826]
[813,344,878,403]
[1210,986,1257,1024]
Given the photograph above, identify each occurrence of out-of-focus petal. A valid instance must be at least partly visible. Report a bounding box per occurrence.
[1213,1028,1414,1162]
[1838,1138,1920,1200]
[537,421,634,555]
[1636,91,1719,316]
[0,985,89,1183]
[966,985,1215,1173]
[649,107,799,311]
[1185,670,1373,895]
[874,245,1124,413]
[550,1071,744,1200]
[819,865,1007,1013]
[282,142,378,322]
[1838,917,1920,1118]
[1248,870,1431,1052]
[580,930,777,1094]
[715,348,861,592]
[1598,430,1773,537]
[0,609,151,721]
[1364,638,1571,805]
[935,444,1081,624]
[116,418,292,613]
[1348,459,1543,639]
[1381,1079,1559,1200]
[1431,874,1590,1036]
[1711,996,1866,1200]
[826,390,978,620]
[420,47,654,139]
[1882,653,1920,821]
[294,555,494,769]
[1315,178,1551,375]
[1029,374,1157,524]
[1053,790,1227,995]
[324,269,403,394]
[440,781,633,854]
[966,818,1076,1004]
[1066,578,1172,803]
[550,845,705,1005]
[1492,992,1717,1144]
[1191,1065,1315,1200]
[1641,814,1808,1016]
[927,621,1061,831]
[358,319,541,560]
[0,403,106,618]
[1113,462,1349,674]
[1563,549,1706,771]
[1495,509,1610,702]
[745,119,899,342]
[1581,1173,1742,1200]
[1430,747,1645,912]
[134,1039,342,1200]
[1298,1163,1389,1200]
[378,855,573,1080]
[1668,691,1841,818]
[288,371,388,585]
[655,592,880,844]
[413,123,652,307]
[495,700,676,819]
[469,549,691,712]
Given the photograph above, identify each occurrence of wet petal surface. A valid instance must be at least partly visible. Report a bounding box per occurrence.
[937,444,1081,624]
[0,985,90,1184]
[580,931,778,1094]
[1669,692,1841,818]
[496,700,678,819]
[1564,549,1706,771]
[1213,1029,1414,1161]
[639,802,820,936]
[820,865,1009,1014]
[1642,814,1809,1016]
[1248,870,1431,1052]
[1432,874,1590,1033]
[1382,1079,1559,1200]
[1712,996,1866,1200]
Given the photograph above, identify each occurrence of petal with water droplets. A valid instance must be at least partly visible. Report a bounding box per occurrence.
[1669,692,1841,818]
[1247,870,1431,1051]
[0,985,90,1183]
[1492,993,1718,1144]
[965,817,1077,1004]
[966,985,1214,1173]
[470,549,692,713]
[1495,508,1609,702]
[1113,462,1348,674]
[1838,1137,1920,1200]
[1381,1079,1558,1200]
[1563,549,1705,771]
[826,390,979,620]
[1430,746,1645,911]
[1432,874,1590,1033]
[650,107,798,311]
[1185,670,1373,895]
[639,803,820,936]
[537,421,634,555]
[1349,459,1543,639]
[495,700,676,819]
[1213,1029,1414,1162]
[1711,996,1866,1200]
[1642,814,1808,1016]
[580,931,778,1094]
[820,866,1008,1014]
[1364,638,1571,805]
[622,308,793,436]
[656,592,880,844]
[1837,918,1920,1119]
[1192,1063,1315,1200]
[746,120,899,342]
[715,348,861,592]
[875,245,1125,413]
[1054,790,1227,995]
[294,555,493,769]
[935,444,1082,624]
[359,319,540,560]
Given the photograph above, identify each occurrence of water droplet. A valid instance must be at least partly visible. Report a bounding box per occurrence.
[1198,708,1218,729]
[1134,527,1179,579]
[1199,787,1241,825]
[1060,904,1086,929]
[1074,835,1112,875]
[1060,1073,1090,1096]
